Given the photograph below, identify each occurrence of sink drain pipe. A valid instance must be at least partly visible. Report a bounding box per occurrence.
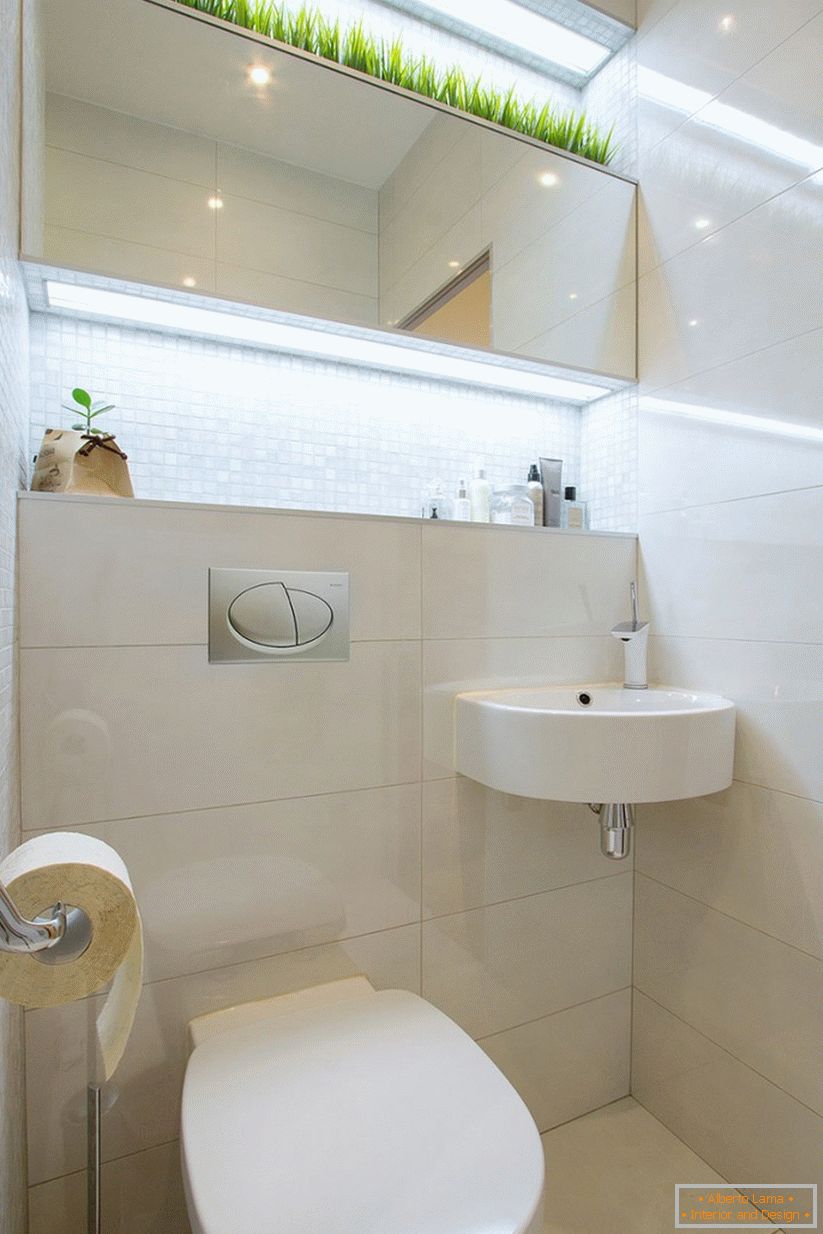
[589,803,634,860]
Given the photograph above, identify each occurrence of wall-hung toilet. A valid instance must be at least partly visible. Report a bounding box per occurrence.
[181,977,545,1234]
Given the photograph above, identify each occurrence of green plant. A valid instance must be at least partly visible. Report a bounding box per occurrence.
[173,0,616,164]
[63,387,115,435]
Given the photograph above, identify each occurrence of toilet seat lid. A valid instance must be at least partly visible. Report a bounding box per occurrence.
[181,988,544,1234]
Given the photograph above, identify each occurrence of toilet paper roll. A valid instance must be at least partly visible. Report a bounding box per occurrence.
[0,832,143,1080]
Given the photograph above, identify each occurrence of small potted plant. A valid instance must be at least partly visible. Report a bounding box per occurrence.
[31,387,134,497]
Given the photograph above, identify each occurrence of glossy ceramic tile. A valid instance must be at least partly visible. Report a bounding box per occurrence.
[635,873,823,1115]
[649,635,823,801]
[215,260,378,326]
[716,11,823,155]
[28,1140,190,1234]
[18,498,422,646]
[644,327,823,439]
[635,781,823,960]
[639,487,823,643]
[46,92,215,185]
[421,523,635,640]
[638,119,807,276]
[636,0,823,103]
[422,777,625,918]
[37,783,421,983]
[632,991,823,1195]
[46,147,214,257]
[422,635,620,779]
[542,1098,779,1233]
[638,392,823,514]
[421,873,632,1039]
[20,641,421,827]
[25,923,419,1183]
[216,194,377,296]
[480,989,631,1134]
[41,225,217,293]
[639,173,823,391]
[541,1097,738,1234]
[216,142,378,233]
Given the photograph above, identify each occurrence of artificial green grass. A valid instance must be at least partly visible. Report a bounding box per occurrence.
[173,0,616,165]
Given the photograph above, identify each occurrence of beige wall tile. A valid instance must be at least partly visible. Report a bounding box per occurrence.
[635,873,823,1115]
[632,991,823,1195]
[480,988,631,1133]
[422,777,625,918]
[422,873,632,1039]
[648,636,823,802]
[640,488,823,644]
[21,641,422,827]
[19,498,422,647]
[636,782,823,960]
[28,1139,190,1234]
[36,784,421,983]
[421,523,636,639]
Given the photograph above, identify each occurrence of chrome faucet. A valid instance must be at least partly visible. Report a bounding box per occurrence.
[611,581,649,689]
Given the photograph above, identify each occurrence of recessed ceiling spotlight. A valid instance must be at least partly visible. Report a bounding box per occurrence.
[694,217,711,230]
[688,319,699,327]
[207,194,224,210]
[248,64,272,85]
[569,292,579,300]
[448,260,461,269]
[539,172,560,187]
[182,276,197,288]
[719,14,736,32]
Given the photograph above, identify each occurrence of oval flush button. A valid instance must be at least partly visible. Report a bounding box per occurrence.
[228,582,297,648]
[289,588,333,646]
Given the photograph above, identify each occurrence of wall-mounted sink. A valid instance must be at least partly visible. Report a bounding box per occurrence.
[455,685,735,806]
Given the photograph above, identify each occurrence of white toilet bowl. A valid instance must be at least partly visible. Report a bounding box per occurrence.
[181,977,545,1234]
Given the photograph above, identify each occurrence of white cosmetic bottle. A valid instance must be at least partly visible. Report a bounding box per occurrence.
[469,468,491,522]
[453,479,472,521]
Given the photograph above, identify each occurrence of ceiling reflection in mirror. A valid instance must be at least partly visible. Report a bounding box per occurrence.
[22,0,637,380]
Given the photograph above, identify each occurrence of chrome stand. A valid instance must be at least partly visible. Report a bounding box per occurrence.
[0,875,97,1228]
[0,876,92,964]
[88,1085,102,1234]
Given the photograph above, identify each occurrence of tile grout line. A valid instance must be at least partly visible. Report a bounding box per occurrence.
[634,868,823,965]
[634,987,823,1125]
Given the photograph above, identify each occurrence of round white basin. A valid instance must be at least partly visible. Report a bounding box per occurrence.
[455,684,735,804]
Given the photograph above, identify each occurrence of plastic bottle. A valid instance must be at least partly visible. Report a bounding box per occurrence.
[527,463,543,527]
[469,468,491,522]
[453,479,472,522]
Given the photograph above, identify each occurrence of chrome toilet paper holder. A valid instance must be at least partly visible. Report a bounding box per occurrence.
[0,877,92,964]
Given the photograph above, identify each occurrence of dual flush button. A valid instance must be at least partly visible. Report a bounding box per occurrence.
[209,569,350,663]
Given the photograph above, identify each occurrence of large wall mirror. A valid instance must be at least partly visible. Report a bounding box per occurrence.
[22,0,637,380]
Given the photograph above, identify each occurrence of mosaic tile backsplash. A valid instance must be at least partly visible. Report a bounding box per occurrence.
[30,313,588,518]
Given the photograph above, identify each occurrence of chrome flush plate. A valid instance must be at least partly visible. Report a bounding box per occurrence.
[209,568,350,663]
